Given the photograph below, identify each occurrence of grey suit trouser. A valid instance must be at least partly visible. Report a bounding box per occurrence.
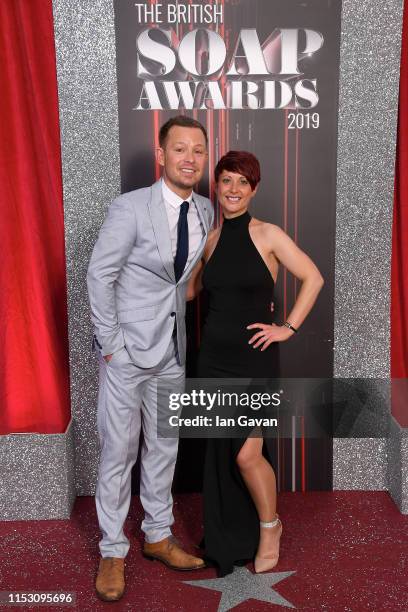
[95,334,183,558]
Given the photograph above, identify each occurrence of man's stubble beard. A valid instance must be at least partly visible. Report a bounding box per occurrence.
[165,170,199,192]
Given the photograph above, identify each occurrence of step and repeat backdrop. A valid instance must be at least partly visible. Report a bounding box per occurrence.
[113,0,342,491]
[53,0,402,496]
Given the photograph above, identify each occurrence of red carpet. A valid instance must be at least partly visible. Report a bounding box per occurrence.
[0,492,406,611]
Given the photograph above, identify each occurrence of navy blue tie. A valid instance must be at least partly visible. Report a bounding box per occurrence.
[174,201,189,282]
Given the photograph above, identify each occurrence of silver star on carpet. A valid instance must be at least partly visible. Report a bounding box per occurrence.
[183,566,296,611]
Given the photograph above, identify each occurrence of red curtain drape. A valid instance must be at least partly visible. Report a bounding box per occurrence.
[391,0,408,426]
[0,0,70,433]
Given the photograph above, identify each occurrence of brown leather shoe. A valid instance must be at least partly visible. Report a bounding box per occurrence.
[95,557,125,601]
[143,537,205,571]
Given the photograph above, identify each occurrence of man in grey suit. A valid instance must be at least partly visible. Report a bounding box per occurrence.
[87,116,213,601]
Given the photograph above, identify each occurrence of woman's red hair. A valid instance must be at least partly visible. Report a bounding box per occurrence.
[214,150,261,191]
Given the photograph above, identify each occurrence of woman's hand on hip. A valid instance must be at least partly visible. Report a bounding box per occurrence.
[246,323,293,350]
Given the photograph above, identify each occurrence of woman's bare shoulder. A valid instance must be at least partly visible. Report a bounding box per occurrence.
[208,227,221,239]
[206,227,221,246]
[251,218,284,237]
[204,227,221,259]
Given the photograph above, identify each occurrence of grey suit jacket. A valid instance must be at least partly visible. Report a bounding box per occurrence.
[87,179,213,367]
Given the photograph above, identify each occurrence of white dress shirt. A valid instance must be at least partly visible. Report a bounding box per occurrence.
[161,178,204,272]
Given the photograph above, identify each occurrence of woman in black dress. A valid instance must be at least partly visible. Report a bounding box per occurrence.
[187,151,324,576]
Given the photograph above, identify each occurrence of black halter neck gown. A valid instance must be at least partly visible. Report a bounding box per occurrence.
[197,210,280,576]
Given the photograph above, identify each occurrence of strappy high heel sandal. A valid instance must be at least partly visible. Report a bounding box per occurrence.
[254,515,283,573]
